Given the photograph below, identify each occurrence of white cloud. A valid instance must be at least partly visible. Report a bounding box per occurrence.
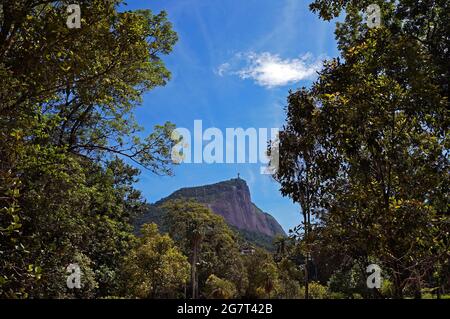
[216,52,325,88]
[216,62,230,76]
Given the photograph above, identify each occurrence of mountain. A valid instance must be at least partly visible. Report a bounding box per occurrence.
[135,178,286,250]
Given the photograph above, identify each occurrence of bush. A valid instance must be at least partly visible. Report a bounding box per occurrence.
[299,282,329,299]
[122,223,190,298]
[309,282,329,299]
[327,264,368,298]
[381,279,394,298]
[205,275,237,299]
[329,292,346,299]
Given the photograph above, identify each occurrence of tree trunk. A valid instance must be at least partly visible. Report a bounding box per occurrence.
[191,241,198,299]
[304,259,309,299]
[303,209,309,300]
[392,271,403,299]
[414,276,422,299]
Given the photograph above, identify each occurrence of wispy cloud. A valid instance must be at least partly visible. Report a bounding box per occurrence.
[216,62,231,76]
[216,52,325,88]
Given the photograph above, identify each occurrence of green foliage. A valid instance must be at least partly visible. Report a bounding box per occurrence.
[204,275,237,299]
[122,223,190,298]
[327,264,369,298]
[273,0,449,299]
[276,257,303,299]
[161,200,247,298]
[381,279,395,299]
[304,282,328,299]
[243,249,279,298]
[0,0,178,298]
[229,226,277,252]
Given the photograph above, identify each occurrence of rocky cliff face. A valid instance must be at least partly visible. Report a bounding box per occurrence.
[154,178,286,237]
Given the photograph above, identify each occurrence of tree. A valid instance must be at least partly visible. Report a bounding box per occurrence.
[1,0,178,174]
[305,281,328,299]
[327,263,369,299]
[204,275,237,299]
[0,0,178,297]
[273,0,449,298]
[274,237,304,299]
[243,248,280,299]
[272,89,338,298]
[122,223,190,298]
[162,200,247,299]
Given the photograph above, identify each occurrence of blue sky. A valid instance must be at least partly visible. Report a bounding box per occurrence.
[124,0,340,232]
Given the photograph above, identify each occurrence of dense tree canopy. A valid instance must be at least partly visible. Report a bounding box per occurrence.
[161,200,248,299]
[0,0,178,298]
[273,0,449,298]
[122,223,190,298]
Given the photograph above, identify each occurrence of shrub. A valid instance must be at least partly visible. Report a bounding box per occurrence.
[299,282,329,299]
[205,275,237,299]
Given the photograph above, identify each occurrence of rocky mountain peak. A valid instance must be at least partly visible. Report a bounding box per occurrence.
[157,178,285,238]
